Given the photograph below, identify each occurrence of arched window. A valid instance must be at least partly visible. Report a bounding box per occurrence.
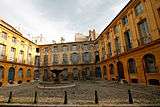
[18,68,23,78]
[73,68,79,80]
[128,58,137,74]
[0,66,4,80]
[26,69,31,77]
[143,54,157,73]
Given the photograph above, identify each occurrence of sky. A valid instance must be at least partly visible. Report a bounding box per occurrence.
[0,0,130,43]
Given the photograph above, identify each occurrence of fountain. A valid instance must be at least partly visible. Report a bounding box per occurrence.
[51,69,64,84]
[38,69,76,89]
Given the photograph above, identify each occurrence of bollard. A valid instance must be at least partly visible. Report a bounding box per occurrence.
[34,91,37,104]
[7,91,12,103]
[64,91,67,104]
[128,89,133,104]
[95,90,99,104]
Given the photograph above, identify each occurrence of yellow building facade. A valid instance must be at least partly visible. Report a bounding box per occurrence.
[0,0,160,86]
[0,20,38,86]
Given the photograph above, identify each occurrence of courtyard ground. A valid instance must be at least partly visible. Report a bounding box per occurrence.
[0,80,160,105]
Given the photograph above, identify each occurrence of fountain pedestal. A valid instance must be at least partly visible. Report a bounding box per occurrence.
[51,69,64,84]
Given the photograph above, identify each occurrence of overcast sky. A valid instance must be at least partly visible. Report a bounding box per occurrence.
[0,0,130,43]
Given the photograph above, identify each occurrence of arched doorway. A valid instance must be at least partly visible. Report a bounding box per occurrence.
[96,66,101,79]
[8,67,15,84]
[63,68,68,80]
[82,67,91,80]
[128,58,138,83]
[0,66,4,81]
[18,68,23,84]
[0,66,4,86]
[103,66,107,80]
[117,62,125,81]
[73,68,79,80]
[143,54,157,73]
[26,69,31,82]
[109,64,114,80]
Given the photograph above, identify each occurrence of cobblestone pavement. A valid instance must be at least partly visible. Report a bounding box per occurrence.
[0,80,160,104]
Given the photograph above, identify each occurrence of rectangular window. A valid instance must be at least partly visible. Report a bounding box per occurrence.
[52,54,58,64]
[12,37,16,43]
[62,46,68,52]
[124,30,132,51]
[114,25,119,34]
[108,42,112,57]
[1,31,7,39]
[0,44,6,60]
[44,47,48,54]
[135,3,143,16]
[72,45,77,51]
[122,16,128,25]
[35,56,40,66]
[138,19,151,45]
[44,55,48,65]
[36,48,39,53]
[52,46,58,53]
[115,37,121,54]
[28,53,32,65]
[62,54,68,64]
[18,50,24,63]
[10,47,16,62]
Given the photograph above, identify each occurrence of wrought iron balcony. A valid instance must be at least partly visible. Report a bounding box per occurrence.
[137,36,151,46]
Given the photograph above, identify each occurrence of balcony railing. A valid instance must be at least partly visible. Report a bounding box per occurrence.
[138,36,151,46]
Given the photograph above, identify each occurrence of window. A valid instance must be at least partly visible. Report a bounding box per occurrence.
[114,25,119,34]
[10,47,15,62]
[143,54,157,73]
[101,47,106,60]
[124,30,132,50]
[21,41,25,48]
[128,59,137,74]
[36,48,39,53]
[52,46,58,53]
[28,53,32,65]
[83,52,91,64]
[62,54,68,64]
[26,69,31,77]
[108,42,112,57]
[72,45,77,51]
[44,55,48,65]
[44,47,48,54]
[135,2,143,16]
[52,54,58,64]
[12,37,16,43]
[0,44,6,59]
[138,19,151,44]
[83,44,89,51]
[71,53,79,64]
[115,37,121,54]
[62,46,68,52]
[122,16,128,25]
[35,56,40,66]
[18,50,24,63]
[1,31,7,39]
[18,68,23,78]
